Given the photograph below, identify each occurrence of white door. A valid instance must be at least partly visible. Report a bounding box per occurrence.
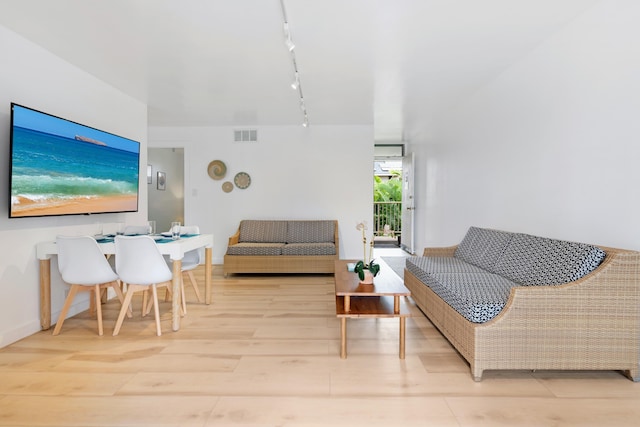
[401,152,415,254]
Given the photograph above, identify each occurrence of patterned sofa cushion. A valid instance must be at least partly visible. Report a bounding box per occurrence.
[429,272,517,323]
[226,243,284,256]
[238,220,287,243]
[406,257,486,303]
[406,256,485,276]
[454,226,514,271]
[281,243,336,256]
[286,220,335,243]
[492,233,606,286]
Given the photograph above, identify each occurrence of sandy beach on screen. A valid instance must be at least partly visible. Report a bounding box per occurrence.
[12,195,138,217]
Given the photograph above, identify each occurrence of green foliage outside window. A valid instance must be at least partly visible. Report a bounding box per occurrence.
[373,173,402,234]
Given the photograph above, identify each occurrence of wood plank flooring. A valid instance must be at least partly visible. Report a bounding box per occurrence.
[1,265,639,426]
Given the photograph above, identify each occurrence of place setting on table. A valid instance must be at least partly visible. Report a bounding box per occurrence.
[93,221,199,244]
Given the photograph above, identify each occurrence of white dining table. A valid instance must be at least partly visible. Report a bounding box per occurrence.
[36,234,214,332]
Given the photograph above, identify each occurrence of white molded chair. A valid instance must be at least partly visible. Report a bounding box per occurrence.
[113,235,173,336]
[53,235,126,336]
[164,225,203,314]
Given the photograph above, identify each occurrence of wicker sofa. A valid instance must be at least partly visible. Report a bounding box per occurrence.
[404,226,640,381]
[223,220,339,276]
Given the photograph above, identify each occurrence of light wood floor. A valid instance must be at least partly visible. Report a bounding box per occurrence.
[1,265,639,426]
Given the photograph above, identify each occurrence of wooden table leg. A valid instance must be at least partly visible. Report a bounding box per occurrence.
[399,317,406,359]
[39,259,52,330]
[340,318,347,358]
[171,259,182,332]
[344,295,350,312]
[205,247,213,304]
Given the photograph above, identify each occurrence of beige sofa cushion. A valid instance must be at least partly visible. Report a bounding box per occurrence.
[286,220,335,243]
[282,242,336,256]
[238,220,287,243]
[226,242,285,256]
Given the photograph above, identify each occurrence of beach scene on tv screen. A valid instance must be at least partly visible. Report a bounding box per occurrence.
[10,105,140,217]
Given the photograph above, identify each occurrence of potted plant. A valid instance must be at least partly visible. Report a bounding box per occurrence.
[354,221,381,284]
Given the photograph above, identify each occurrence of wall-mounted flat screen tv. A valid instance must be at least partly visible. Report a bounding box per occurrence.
[9,103,140,218]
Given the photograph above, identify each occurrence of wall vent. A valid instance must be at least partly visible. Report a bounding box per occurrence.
[234,129,258,142]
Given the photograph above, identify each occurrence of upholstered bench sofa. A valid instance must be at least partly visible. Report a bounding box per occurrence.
[223,220,339,275]
[404,226,640,381]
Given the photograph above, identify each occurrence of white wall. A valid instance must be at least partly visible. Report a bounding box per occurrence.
[148,125,374,263]
[0,26,148,347]
[412,0,640,252]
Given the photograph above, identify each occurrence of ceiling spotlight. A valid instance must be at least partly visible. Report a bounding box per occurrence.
[283,23,295,51]
[285,38,295,51]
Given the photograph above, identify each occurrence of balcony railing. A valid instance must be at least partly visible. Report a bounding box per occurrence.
[373,201,402,237]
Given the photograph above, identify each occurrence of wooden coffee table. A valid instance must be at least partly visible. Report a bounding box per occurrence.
[334,259,411,359]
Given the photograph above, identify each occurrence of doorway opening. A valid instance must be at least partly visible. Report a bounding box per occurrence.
[148,147,184,233]
[373,144,403,250]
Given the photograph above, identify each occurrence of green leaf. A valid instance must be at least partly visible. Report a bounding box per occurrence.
[369,262,381,277]
[354,260,365,280]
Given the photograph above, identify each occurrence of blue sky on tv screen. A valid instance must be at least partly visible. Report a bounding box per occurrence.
[12,104,139,153]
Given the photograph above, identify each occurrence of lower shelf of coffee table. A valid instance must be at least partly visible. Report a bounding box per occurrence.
[336,295,410,318]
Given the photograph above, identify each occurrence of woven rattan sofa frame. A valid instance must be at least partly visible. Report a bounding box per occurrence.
[404,244,640,381]
[223,220,339,276]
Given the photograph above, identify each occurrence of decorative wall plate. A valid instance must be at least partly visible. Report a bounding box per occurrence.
[234,172,251,189]
[207,160,227,180]
[222,181,234,193]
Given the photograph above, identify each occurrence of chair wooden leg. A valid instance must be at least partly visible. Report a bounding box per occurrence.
[186,271,203,303]
[113,283,167,337]
[144,289,156,317]
[93,284,104,336]
[151,284,162,336]
[113,284,143,336]
[109,281,132,318]
[89,290,97,317]
[120,282,134,317]
[52,284,80,336]
[142,290,151,317]
[164,286,173,301]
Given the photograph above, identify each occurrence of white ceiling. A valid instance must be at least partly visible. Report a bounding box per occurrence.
[0,0,599,141]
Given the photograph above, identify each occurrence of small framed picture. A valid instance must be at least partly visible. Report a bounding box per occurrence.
[147,164,153,184]
[157,171,166,190]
